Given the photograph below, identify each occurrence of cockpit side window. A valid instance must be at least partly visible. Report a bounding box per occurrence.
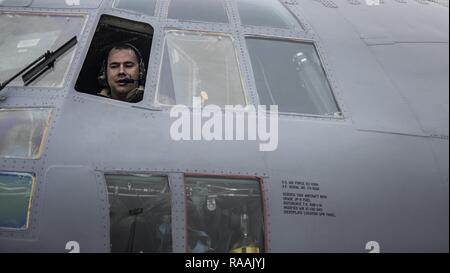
[157,30,247,107]
[105,174,172,253]
[246,37,341,116]
[75,15,153,103]
[0,13,85,88]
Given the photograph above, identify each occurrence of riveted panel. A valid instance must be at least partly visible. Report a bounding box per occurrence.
[38,166,109,252]
[169,173,186,253]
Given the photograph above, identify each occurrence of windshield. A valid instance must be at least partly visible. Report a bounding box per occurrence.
[246,37,340,116]
[0,172,34,230]
[0,13,85,88]
[158,30,247,107]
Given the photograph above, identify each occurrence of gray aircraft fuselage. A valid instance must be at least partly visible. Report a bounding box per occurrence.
[0,0,448,253]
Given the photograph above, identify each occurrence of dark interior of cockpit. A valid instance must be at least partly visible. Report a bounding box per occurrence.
[185,178,266,253]
[187,196,265,253]
[75,15,153,102]
[106,174,172,253]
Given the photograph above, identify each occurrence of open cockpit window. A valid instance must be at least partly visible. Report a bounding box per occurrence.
[185,176,265,253]
[0,172,34,230]
[75,15,153,103]
[106,174,172,253]
[113,0,157,16]
[0,13,84,88]
[0,108,52,159]
[246,37,341,116]
[157,30,247,107]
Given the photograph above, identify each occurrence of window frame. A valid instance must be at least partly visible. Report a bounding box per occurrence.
[74,14,154,104]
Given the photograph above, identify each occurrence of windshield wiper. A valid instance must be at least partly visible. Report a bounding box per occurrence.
[0,36,78,93]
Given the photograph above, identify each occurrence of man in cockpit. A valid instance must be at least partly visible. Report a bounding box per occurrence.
[97,43,145,103]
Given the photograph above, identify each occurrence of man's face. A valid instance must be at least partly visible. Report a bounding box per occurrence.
[106,48,140,101]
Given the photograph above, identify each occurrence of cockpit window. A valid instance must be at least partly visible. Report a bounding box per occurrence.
[0,13,85,88]
[113,0,157,16]
[185,176,265,253]
[0,172,34,230]
[0,0,32,7]
[168,0,228,23]
[157,30,247,107]
[246,37,341,116]
[237,0,301,29]
[0,108,52,159]
[30,0,103,9]
[106,174,172,253]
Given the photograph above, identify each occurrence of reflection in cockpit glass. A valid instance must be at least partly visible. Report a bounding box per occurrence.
[106,174,172,253]
[0,13,84,87]
[113,0,157,16]
[0,108,52,159]
[185,177,265,253]
[0,172,34,230]
[237,0,301,29]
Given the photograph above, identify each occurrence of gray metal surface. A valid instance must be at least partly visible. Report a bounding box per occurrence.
[0,0,448,252]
